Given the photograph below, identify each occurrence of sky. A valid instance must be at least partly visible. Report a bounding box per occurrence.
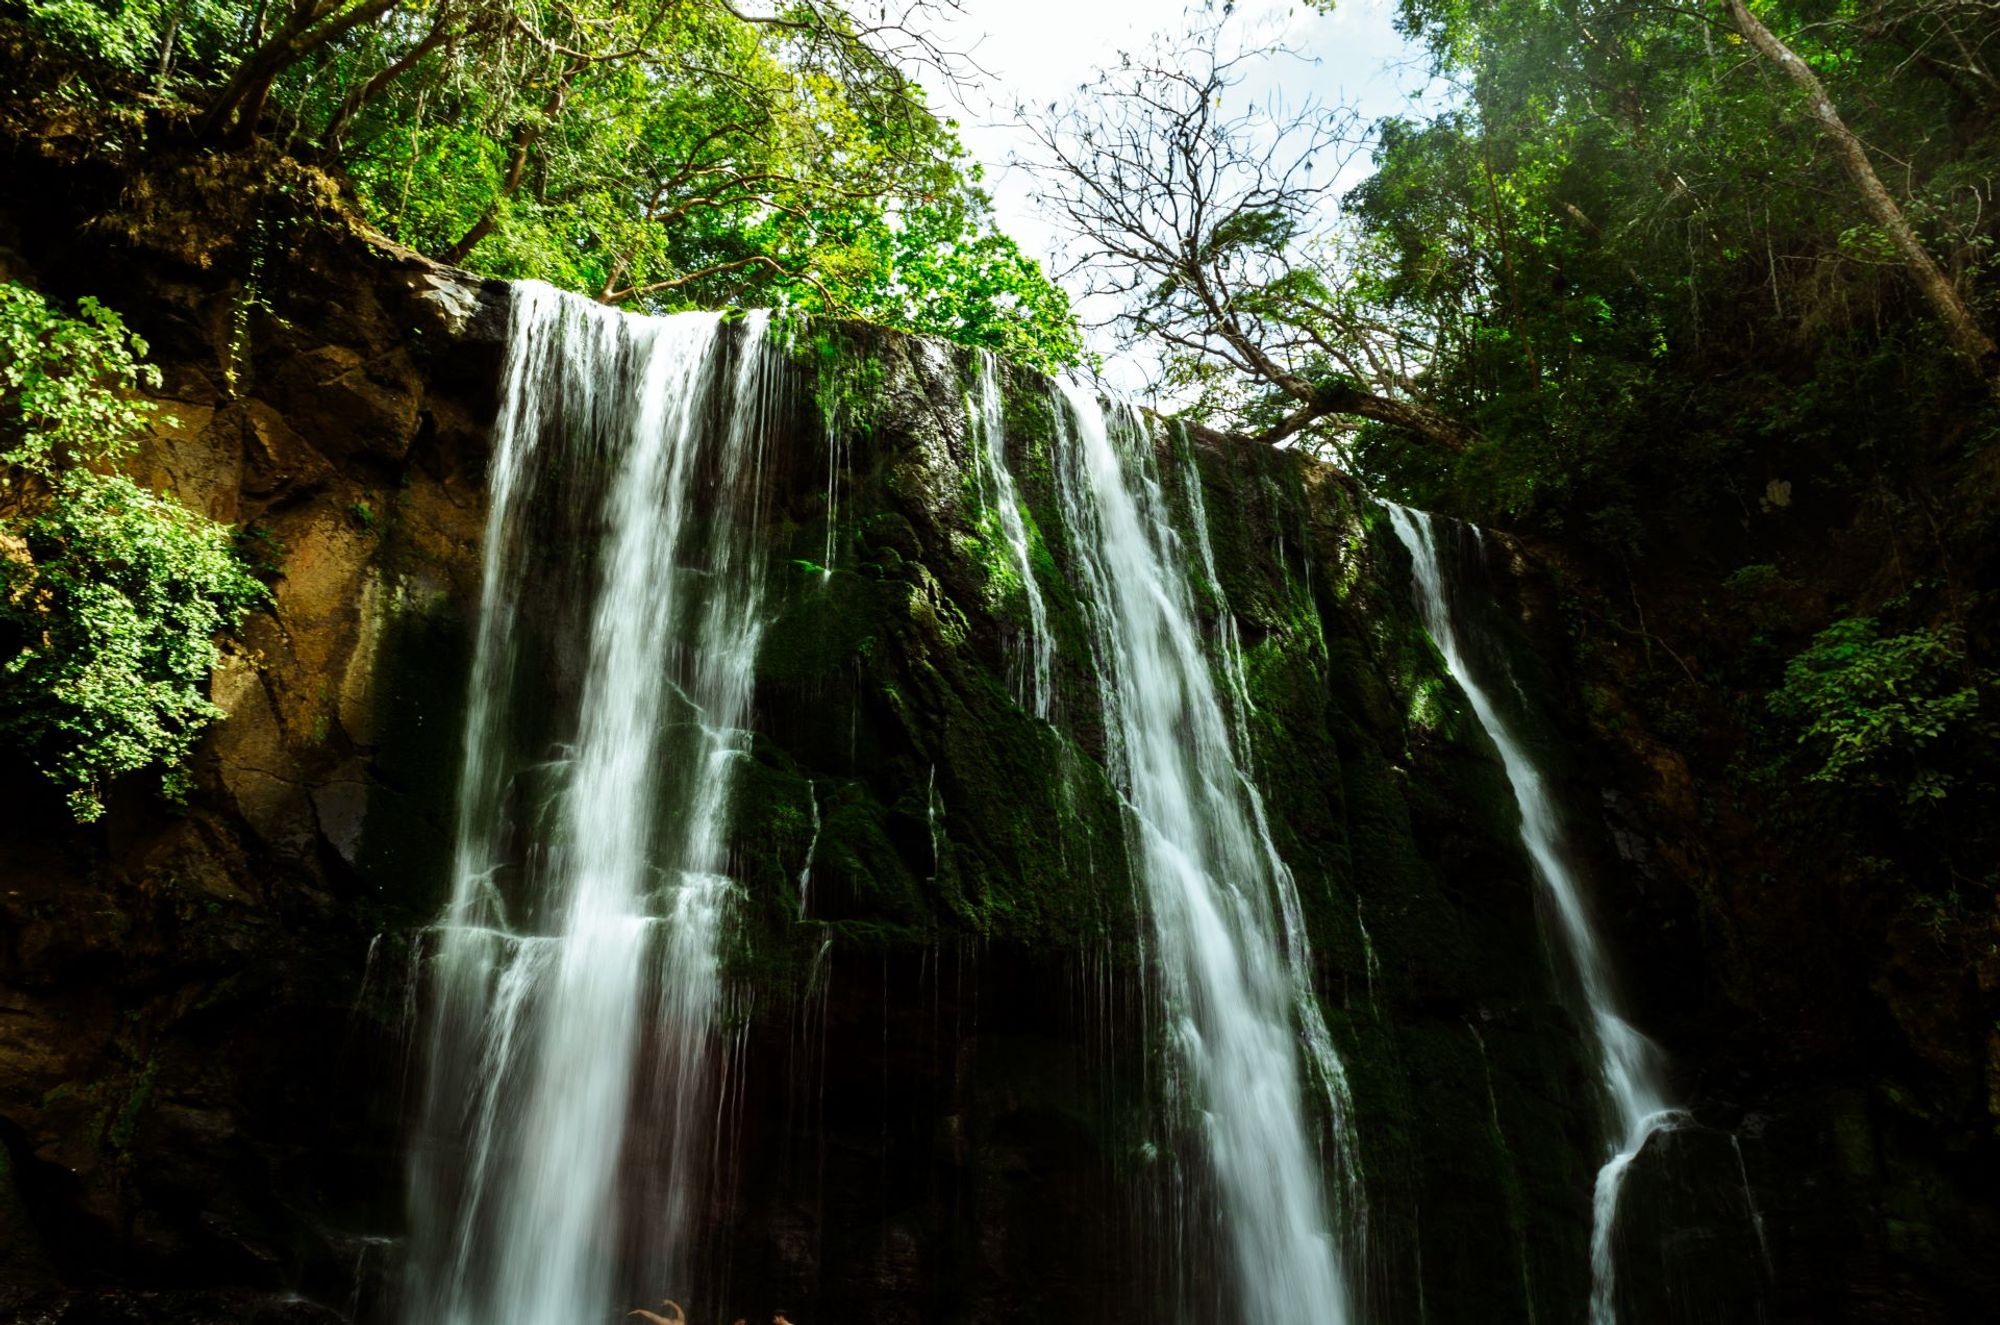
[909,0,1447,381]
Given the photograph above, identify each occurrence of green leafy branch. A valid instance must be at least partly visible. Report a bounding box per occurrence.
[1,282,267,822]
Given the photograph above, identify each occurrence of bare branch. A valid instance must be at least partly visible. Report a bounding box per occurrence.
[1020,6,1471,454]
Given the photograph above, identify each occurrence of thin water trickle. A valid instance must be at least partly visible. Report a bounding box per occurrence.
[1385,503,1680,1324]
[1355,900,1381,1020]
[925,763,941,883]
[1731,1133,1773,1276]
[1469,1022,1540,1325]
[797,778,821,920]
[819,361,846,581]
[966,349,1054,717]
[402,285,779,1325]
[348,932,386,1037]
[1051,384,1357,1325]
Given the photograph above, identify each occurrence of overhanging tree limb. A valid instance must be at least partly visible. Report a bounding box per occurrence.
[318,6,462,149]
[1253,383,1476,452]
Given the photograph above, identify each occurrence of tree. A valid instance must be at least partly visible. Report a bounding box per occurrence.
[836,185,1086,374]
[195,0,405,143]
[1721,0,1997,377]
[1022,12,1475,455]
[20,0,1083,361]
[1333,0,2000,531]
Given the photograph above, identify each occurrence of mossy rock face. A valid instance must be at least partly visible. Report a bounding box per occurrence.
[0,234,1607,1321]
[353,587,469,919]
[733,327,1136,964]
[657,321,1606,1322]
[0,105,1601,1317]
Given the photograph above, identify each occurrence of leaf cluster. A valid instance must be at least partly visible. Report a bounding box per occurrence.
[1767,616,1992,806]
[0,282,161,480]
[0,283,266,822]
[1349,0,2000,535]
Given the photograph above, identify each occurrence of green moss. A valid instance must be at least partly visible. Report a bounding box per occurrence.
[806,328,888,438]
[758,564,882,684]
[106,1058,159,1154]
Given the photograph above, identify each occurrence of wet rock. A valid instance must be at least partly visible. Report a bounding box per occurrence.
[1610,1124,1773,1323]
[0,111,500,1314]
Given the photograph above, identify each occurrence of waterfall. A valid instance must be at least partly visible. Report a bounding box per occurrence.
[1384,503,1680,1324]
[965,349,1053,717]
[1050,383,1355,1325]
[402,283,780,1325]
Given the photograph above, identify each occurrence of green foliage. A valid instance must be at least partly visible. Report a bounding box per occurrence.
[843,189,1085,374]
[1348,0,2000,540]
[232,522,286,580]
[809,330,886,436]
[1767,617,1990,804]
[3,471,266,821]
[25,0,159,70]
[1,283,265,822]
[18,0,1081,368]
[1723,564,1782,598]
[0,282,160,478]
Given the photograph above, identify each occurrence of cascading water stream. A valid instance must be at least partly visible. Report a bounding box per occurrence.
[402,284,779,1325]
[1384,503,1680,1324]
[386,295,1401,1325]
[1051,383,1357,1325]
[965,349,1054,718]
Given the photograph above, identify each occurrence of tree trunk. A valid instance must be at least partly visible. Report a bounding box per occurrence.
[442,82,570,264]
[1724,0,1997,374]
[320,10,454,149]
[197,0,403,143]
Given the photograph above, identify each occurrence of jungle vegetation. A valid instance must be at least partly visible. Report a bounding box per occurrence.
[1,0,1087,817]
[1,282,265,821]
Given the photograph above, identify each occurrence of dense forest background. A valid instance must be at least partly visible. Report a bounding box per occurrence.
[2,0,1998,1316]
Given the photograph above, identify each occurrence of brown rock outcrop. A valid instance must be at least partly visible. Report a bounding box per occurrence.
[0,98,510,1313]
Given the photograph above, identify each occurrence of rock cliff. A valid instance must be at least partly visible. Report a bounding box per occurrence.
[0,126,1622,1323]
[13,61,1973,1324]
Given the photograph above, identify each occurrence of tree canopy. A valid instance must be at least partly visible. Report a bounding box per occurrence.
[1023,0,2000,523]
[1351,0,2000,522]
[22,0,1082,367]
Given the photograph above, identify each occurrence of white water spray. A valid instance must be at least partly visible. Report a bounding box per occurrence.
[1052,384,1357,1325]
[1385,503,1680,1324]
[402,285,779,1325]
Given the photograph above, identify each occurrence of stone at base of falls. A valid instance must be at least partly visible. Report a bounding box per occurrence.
[1609,1125,1771,1321]
[0,1287,350,1325]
